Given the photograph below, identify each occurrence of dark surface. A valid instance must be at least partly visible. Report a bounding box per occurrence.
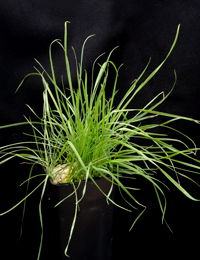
[1,1,200,259]
[41,178,115,260]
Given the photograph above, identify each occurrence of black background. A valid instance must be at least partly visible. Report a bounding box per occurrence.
[1,1,200,259]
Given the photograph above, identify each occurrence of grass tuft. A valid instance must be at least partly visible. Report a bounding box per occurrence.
[1,23,200,258]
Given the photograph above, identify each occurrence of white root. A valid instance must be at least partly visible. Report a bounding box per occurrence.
[52,163,77,183]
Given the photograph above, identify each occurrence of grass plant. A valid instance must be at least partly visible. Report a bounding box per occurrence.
[1,22,200,259]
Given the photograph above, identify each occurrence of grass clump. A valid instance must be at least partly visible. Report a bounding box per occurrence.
[1,22,200,258]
